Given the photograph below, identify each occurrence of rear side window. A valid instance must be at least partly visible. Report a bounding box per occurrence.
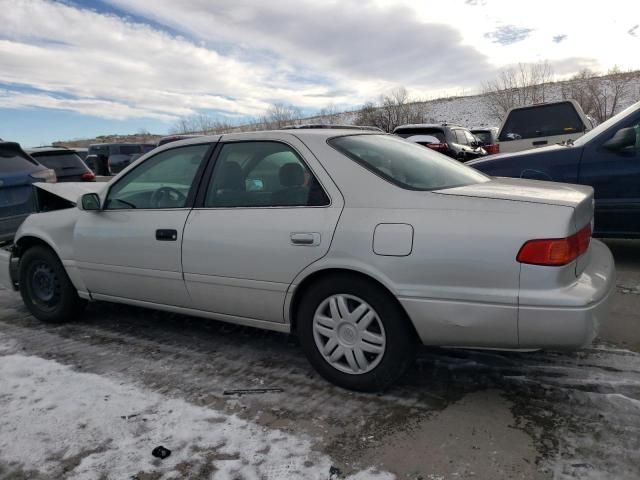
[452,130,468,145]
[32,153,85,170]
[119,145,143,155]
[204,141,329,208]
[499,102,586,141]
[329,134,488,191]
[395,128,446,143]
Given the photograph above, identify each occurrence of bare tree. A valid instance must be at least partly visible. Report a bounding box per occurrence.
[562,66,636,122]
[170,114,236,135]
[316,104,342,124]
[482,61,554,121]
[260,103,303,129]
[354,87,429,132]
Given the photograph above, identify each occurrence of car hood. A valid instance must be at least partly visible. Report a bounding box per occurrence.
[466,143,571,167]
[34,181,105,204]
[437,177,593,210]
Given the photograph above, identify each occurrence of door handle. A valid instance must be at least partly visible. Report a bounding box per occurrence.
[156,229,178,241]
[290,232,320,246]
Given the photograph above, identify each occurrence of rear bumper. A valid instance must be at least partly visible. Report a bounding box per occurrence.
[518,239,616,348]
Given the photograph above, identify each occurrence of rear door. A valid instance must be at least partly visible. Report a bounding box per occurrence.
[579,112,640,237]
[182,134,343,323]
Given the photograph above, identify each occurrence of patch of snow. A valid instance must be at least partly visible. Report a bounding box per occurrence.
[0,352,394,479]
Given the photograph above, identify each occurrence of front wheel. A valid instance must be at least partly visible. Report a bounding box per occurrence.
[297,275,416,392]
[19,246,86,323]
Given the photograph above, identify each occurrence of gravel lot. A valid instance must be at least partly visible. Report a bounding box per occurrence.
[1,240,639,480]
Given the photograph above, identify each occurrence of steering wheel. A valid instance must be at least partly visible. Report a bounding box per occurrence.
[150,186,186,208]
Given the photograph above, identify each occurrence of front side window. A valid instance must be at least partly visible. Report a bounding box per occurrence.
[204,141,329,208]
[329,134,488,191]
[106,144,210,209]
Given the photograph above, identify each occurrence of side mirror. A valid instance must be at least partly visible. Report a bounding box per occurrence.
[603,127,637,151]
[80,193,101,211]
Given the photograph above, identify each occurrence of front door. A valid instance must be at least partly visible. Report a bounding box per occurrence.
[182,136,343,323]
[579,112,640,237]
[74,142,213,306]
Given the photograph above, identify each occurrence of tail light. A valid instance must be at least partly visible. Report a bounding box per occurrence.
[421,142,449,152]
[484,144,500,155]
[81,171,96,181]
[30,169,57,183]
[517,223,592,266]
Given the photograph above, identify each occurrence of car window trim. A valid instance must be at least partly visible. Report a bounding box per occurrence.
[104,141,218,211]
[192,139,332,209]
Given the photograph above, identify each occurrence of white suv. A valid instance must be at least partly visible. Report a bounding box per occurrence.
[497,100,596,153]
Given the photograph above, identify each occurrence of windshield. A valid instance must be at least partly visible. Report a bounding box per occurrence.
[329,134,488,191]
[574,101,640,146]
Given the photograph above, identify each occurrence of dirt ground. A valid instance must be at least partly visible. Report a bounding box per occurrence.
[0,239,639,479]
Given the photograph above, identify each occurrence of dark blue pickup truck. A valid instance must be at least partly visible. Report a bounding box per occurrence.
[469,101,640,238]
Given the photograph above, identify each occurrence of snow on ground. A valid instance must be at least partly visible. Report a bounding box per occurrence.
[0,346,393,480]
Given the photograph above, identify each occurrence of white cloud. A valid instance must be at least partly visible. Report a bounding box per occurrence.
[0,0,638,123]
[0,0,361,121]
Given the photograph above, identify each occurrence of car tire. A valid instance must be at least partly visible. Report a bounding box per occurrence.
[297,274,416,392]
[19,245,86,323]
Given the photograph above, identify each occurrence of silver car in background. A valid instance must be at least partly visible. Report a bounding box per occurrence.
[0,129,615,391]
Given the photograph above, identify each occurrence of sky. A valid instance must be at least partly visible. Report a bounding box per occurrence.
[0,0,639,147]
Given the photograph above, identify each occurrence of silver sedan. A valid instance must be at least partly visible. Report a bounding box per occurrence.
[0,129,615,391]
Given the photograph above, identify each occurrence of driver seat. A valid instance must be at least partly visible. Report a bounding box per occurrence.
[211,161,246,207]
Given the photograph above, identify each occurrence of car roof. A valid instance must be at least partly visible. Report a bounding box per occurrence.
[88,143,143,147]
[394,123,464,131]
[26,146,74,154]
[470,127,498,132]
[147,129,382,153]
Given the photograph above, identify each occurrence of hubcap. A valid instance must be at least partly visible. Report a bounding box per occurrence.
[312,294,386,375]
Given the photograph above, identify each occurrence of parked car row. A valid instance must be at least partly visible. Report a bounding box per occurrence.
[0,143,98,243]
[395,99,597,160]
[470,100,640,238]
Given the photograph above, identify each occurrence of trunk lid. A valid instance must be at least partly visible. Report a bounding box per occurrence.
[437,178,594,276]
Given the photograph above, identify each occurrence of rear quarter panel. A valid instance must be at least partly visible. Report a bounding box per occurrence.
[293,189,575,348]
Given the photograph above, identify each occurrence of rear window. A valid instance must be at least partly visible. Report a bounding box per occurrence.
[31,152,86,171]
[119,145,143,155]
[0,149,37,173]
[88,145,109,155]
[329,134,488,191]
[472,131,493,144]
[394,128,446,143]
[499,102,586,141]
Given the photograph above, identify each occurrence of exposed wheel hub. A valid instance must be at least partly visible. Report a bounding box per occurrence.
[29,262,59,308]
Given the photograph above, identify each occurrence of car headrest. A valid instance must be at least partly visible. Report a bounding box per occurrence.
[279,163,305,187]
[218,161,244,191]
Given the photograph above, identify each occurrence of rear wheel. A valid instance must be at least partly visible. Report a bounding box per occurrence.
[19,246,86,323]
[297,275,416,392]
